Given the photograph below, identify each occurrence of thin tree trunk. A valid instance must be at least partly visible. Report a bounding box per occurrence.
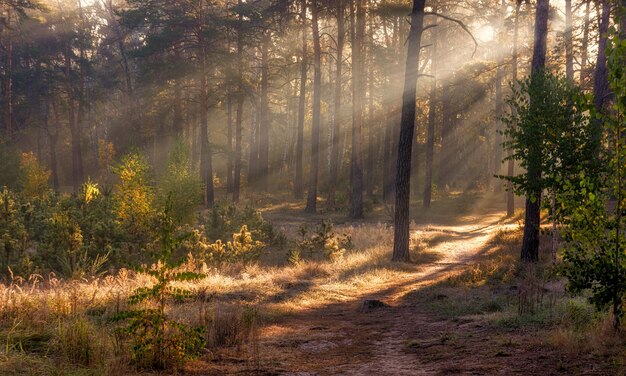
[392,0,426,262]
[350,0,364,219]
[507,0,522,217]
[199,39,214,206]
[5,4,12,139]
[591,0,610,160]
[565,0,574,82]
[295,0,307,199]
[520,0,549,263]
[233,2,244,203]
[366,2,375,198]
[580,1,591,86]
[49,100,61,191]
[423,23,437,209]
[327,0,344,208]
[305,0,322,213]
[226,94,234,193]
[258,33,270,192]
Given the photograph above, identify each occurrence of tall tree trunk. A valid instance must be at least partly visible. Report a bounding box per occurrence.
[493,0,506,191]
[226,94,234,193]
[507,0,522,217]
[49,100,60,191]
[580,1,591,86]
[65,46,83,193]
[591,0,610,160]
[565,0,574,82]
[199,39,214,206]
[366,2,375,198]
[438,84,451,188]
[295,0,307,199]
[258,33,270,191]
[423,23,437,209]
[327,0,344,208]
[392,0,426,262]
[350,0,364,219]
[305,0,322,213]
[5,4,12,139]
[520,0,549,263]
[233,3,244,203]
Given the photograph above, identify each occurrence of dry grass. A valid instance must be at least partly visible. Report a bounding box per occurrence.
[0,221,430,374]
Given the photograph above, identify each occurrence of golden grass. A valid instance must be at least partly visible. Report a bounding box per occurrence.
[0,221,432,374]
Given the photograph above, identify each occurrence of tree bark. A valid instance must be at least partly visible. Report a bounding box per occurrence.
[565,0,574,82]
[305,0,322,213]
[199,33,214,207]
[580,1,591,86]
[423,24,437,209]
[5,3,12,139]
[392,0,426,262]
[258,33,270,191]
[233,2,244,203]
[520,0,549,263]
[507,0,522,217]
[327,0,344,208]
[350,0,364,219]
[591,0,610,160]
[295,0,307,200]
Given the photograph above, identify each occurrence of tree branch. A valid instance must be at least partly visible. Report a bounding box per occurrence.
[424,12,478,57]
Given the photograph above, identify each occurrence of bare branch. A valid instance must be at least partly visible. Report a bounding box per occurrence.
[424,12,478,57]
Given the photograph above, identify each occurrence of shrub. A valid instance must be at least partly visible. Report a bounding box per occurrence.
[19,152,50,200]
[291,220,352,262]
[201,203,284,247]
[113,201,205,370]
[157,140,203,225]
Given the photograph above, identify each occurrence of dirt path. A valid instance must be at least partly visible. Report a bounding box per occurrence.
[244,213,530,376]
[195,213,601,375]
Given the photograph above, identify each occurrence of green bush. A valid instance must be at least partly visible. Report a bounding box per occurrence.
[201,203,284,247]
[157,140,203,225]
[113,201,205,370]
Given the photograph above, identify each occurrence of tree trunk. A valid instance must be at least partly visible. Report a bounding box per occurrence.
[507,0,522,218]
[565,0,574,82]
[5,4,12,139]
[520,0,549,263]
[295,0,307,200]
[591,0,610,160]
[580,1,591,86]
[350,0,364,219]
[423,24,437,209]
[366,2,375,199]
[258,33,270,192]
[233,3,244,203]
[305,0,322,213]
[392,0,426,262]
[199,42,214,207]
[327,0,344,208]
[49,100,61,191]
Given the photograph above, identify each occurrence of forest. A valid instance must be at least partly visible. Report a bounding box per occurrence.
[1,0,626,374]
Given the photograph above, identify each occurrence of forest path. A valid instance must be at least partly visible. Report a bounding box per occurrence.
[251,212,529,376]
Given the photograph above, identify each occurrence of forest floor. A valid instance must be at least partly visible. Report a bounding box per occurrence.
[185,195,624,376]
[2,193,624,375]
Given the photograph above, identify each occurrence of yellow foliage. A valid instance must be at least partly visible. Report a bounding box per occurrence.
[19,152,50,199]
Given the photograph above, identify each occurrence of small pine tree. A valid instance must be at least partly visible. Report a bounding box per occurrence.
[113,198,205,370]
